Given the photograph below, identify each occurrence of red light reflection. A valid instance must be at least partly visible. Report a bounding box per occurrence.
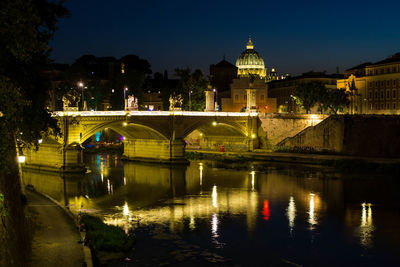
[263,200,270,221]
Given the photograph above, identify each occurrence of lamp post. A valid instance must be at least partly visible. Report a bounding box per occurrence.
[17,141,25,191]
[189,90,193,111]
[78,82,85,110]
[124,87,128,110]
[213,88,218,111]
[290,94,294,113]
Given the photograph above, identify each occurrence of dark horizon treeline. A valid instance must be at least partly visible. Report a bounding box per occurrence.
[47,54,208,111]
[47,54,152,110]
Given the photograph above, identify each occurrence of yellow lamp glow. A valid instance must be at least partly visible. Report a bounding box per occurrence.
[18,155,25,163]
[123,122,127,126]
[212,185,217,208]
[123,202,129,217]
[212,121,217,126]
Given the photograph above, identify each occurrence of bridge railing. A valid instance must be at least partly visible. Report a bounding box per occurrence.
[52,111,259,117]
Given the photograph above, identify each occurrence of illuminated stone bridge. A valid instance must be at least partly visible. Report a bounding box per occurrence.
[24,111,260,172]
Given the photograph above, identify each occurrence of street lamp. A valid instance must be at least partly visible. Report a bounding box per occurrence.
[78,82,85,110]
[18,155,26,163]
[290,94,296,113]
[213,88,218,111]
[189,90,193,111]
[124,87,128,110]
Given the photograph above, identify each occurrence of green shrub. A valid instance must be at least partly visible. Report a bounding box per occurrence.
[80,214,134,252]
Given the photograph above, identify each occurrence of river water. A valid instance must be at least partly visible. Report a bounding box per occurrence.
[22,153,400,266]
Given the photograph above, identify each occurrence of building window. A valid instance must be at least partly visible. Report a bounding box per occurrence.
[387,90,390,99]
[393,67,397,73]
[235,95,238,101]
[393,90,397,99]
[375,91,378,99]
[369,91,373,99]
[381,103,384,109]
[387,103,390,109]
[381,91,384,99]
[387,80,390,86]
[394,80,397,86]
[393,103,396,109]
[260,94,264,100]
[244,95,247,101]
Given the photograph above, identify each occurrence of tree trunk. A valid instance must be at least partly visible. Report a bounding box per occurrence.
[0,124,30,266]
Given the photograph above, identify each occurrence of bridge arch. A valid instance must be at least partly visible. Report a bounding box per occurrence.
[183,120,248,139]
[80,121,168,144]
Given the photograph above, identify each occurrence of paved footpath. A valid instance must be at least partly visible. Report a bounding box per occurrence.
[27,190,86,267]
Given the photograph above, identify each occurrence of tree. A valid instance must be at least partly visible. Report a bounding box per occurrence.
[174,68,208,111]
[325,88,349,114]
[0,0,68,264]
[293,82,326,114]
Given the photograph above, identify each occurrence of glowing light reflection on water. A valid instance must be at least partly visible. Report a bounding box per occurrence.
[21,154,400,266]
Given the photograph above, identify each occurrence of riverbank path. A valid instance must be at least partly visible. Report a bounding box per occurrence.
[26,190,86,267]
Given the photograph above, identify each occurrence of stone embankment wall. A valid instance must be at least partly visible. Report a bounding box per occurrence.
[279,115,400,157]
[186,114,329,151]
[257,113,329,148]
[24,140,63,169]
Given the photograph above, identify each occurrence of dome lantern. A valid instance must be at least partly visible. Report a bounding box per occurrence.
[246,36,254,50]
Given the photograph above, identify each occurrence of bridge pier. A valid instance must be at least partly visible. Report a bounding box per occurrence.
[24,139,86,173]
[62,143,85,172]
[123,138,188,164]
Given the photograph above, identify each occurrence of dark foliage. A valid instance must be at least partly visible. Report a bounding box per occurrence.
[0,1,69,265]
[293,81,349,114]
[80,214,134,252]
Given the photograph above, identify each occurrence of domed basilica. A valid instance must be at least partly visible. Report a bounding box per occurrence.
[235,37,267,78]
[216,37,277,113]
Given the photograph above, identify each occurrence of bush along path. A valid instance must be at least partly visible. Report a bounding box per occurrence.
[79,213,135,265]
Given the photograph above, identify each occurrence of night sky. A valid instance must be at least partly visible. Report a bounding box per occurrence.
[50,0,400,77]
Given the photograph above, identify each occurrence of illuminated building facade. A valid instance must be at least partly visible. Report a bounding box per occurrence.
[221,77,277,112]
[337,53,400,114]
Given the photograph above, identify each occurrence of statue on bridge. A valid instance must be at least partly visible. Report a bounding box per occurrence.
[169,94,183,111]
[127,95,139,111]
[62,90,80,111]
